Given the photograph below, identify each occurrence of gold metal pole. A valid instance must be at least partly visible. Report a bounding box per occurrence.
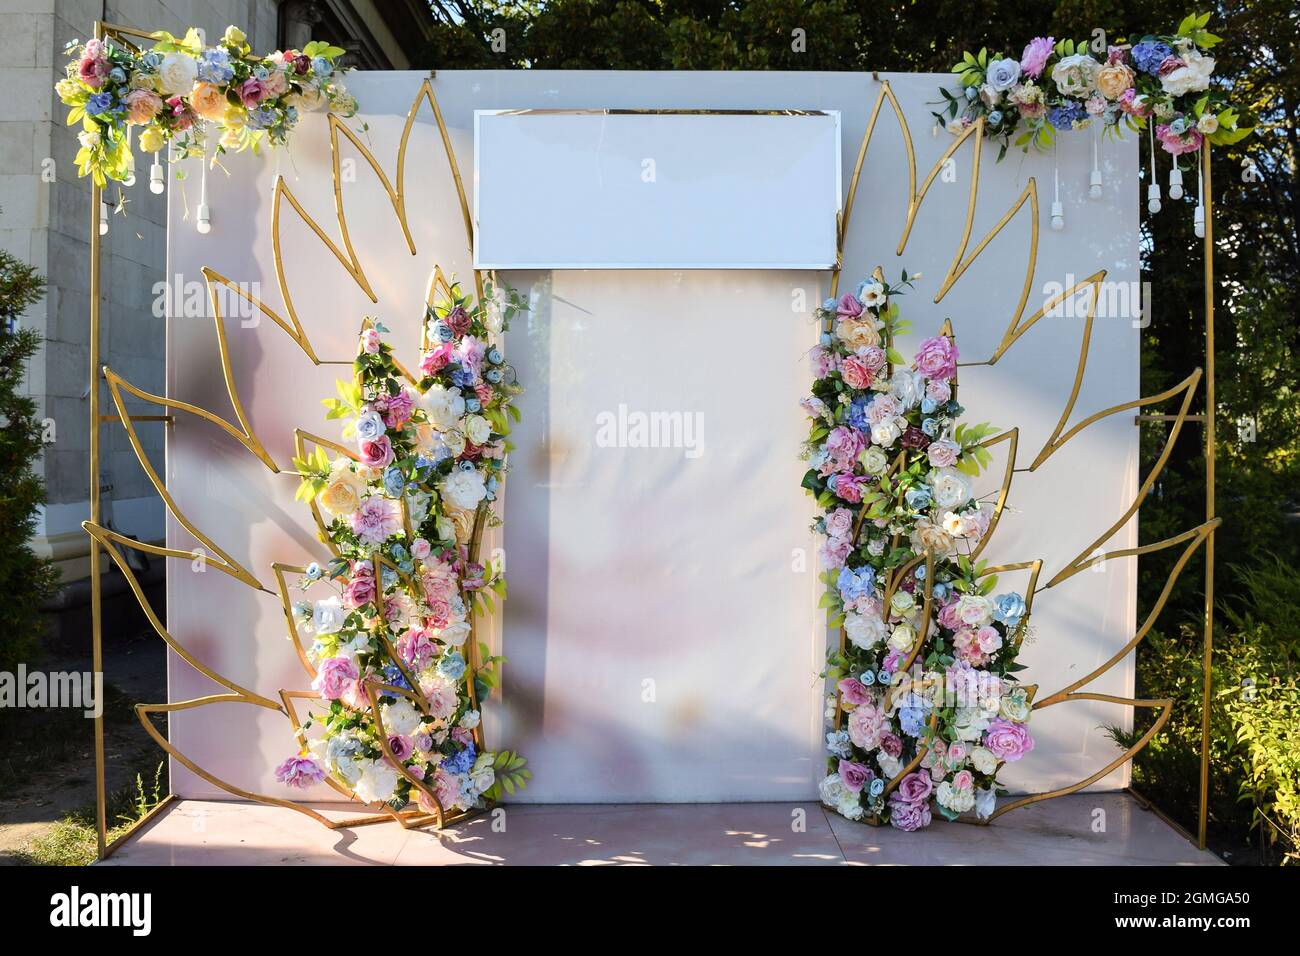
[1198,141,1215,851]
[89,19,108,861]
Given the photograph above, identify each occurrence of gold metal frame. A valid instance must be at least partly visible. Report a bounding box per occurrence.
[825,78,1217,847]
[85,21,496,858]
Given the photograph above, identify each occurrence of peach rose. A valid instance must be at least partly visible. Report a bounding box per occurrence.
[123,89,163,125]
[317,461,366,518]
[836,315,882,351]
[1096,62,1135,100]
[189,82,227,121]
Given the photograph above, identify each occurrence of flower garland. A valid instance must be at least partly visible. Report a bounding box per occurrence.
[58,26,356,185]
[936,13,1250,158]
[274,278,530,815]
[802,274,1034,830]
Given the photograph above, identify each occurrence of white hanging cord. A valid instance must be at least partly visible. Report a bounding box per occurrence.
[1147,123,1162,214]
[1089,123,1103,199]
[1050,141,1064,231]
[196,134,211,234]
[122,126,136,187]
[1194,148,1206,238]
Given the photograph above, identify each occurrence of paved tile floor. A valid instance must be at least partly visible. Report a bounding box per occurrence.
[100,792,1221,866]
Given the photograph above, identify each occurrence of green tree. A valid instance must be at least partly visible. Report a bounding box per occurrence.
[0,251,60,689]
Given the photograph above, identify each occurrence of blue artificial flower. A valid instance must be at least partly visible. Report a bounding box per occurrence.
[846,395,872,431]
[920,396,938,415]
[198,47,234,84]
[1131,40,1173,75]
[139,51,162,71]
[436,651,466,681]
[432,321,454,343]
[826,730,852,759]
[1047,103,1086,130]
[930,582,949,603]
[458,460,477,473]
[451,367,476,388]
[311,56,333,77]
[484,368,502,384]
[383,466,406,498]
[487,348,503,365]
[305,562,322,580]
[465,397,482,413]
[85,92,115,117]
[877,669,892,686]
[860,670,876,686]
[868,777,886,798]
[988,110,1003,126]
[992,592,1027,630]
[819,331,834,347]
[442,743,476,775]
[109,67,126,84]
[904,485,932,511]
[382,665,411,690]
[380,565,397,590]
[246,107,275,130]
[837,564,876,603]
[253,65,270,82]
[921,417,939,437]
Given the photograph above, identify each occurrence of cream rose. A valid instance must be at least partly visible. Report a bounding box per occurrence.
[464,414,491,446]
[157,52,198,96]
[930,467,972,508]
[859,445,889,475]
[911,518,955,556]
[971,746,999,774]
[317,460,367,518]
[844,611,887,650]
[1049,53,1100,98]
[836,315,882,351]
[189,82,227,121]
[423,384,466,430]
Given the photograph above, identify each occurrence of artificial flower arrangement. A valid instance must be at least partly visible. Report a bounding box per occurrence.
[274,278,530,817]
[936,13,1250,158]
[802,273,1035,830]
[57,25,357,185]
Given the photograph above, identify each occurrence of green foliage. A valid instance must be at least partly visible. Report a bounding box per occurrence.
[0,251,58,693]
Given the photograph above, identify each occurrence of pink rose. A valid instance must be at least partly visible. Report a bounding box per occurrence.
[1156,123,1204,156]
[406,763,426,781]
[358,435,394,469]
[889,797,932,831]
[914,335,959,382]
[984,717,1035,762]
[78,50,111,88]
[1020,36,1054,79]
[1119,88,1151,118]
[840,356,875,390]
[925,379,952,404]
[926,439,960,468]
[825,508,853,538]
[384,388,415,427]
[953,769,975,790]
[342,569,376,608]
[411,537,431,560]
[312,656,358,700]
[838,759,872,793]
[848,701,886,750]
[348,495,402,546]
[820,536,852,569]
[123,89,164,125]
[361,328,382,354]
[395,628,436,670]
[262,69,289,97]
[810,345,838,379]
[837,677,872,707]
[894,770,934,804]
[859,346,888,371]
[832,473,870,504]
[445,305,472,337]
[937,599,962,631]
[427,598,452,629]
[880,732,903,758]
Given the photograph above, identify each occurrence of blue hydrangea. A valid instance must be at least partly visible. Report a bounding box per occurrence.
[442,743,476,775]
[1132,40,1173,75]
[846,395,872,431]
[382,665,411,690]
[451,367,476,388]
[198,47,234,84]
[826,730,852,759]
[837,565,876,603]
[437,651,466,681]
[1048,103,1087,130]
[383,466,406,498]
[85,92,115,117]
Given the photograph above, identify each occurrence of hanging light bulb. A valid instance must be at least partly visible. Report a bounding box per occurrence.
[149,155,165,194]
[1146,125,1162,214]
[98,199,109,236]
[1169,164,1184,200]
[196,138,211,234]
[122,127,136,187]
[1089,126,1103,200]
[1050,146,1064,231]
[1193,149,1206,238]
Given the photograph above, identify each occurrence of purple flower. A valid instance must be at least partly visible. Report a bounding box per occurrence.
[889,797,932,831]
[387,734,414,761]
[838,760,873,793]
[1020,36,1054,78]
[984,717,1035,761]
[1048,103,1087,130]
[275,755,326,788]
[894,770,934,804]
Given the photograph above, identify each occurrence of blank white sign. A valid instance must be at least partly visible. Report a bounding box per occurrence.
[473,109,841,269]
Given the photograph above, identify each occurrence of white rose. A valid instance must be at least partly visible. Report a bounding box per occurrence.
[971,746,999,774]
[354,409,386,443]
[1161,49,1215,97]
[323,735,363,785]
[1050,53,1100,98]
[78,129,101,149]
[439,469,487,511]
[422,384,466,430]
[888,622,916,652]
[437,620,471,648]
[287,86,325,112]
[871,418,902,447]
[877,752,904,780]
[957,593,993,627]
[845,611,888,650]
[464,414,491,446]
[890,369,925,409]
[352,758,399,804]
[158,52,198,96]
[381,699,422,737]
[459,709,481,729]
[953,706,991,741]
[1196,113,1219,134]
[312,596,346,635]
[860,445,889,474]
[975,787,997,820]
[930,467,972,508]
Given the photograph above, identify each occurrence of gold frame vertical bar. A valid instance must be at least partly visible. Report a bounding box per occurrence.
[88,19,107,860]
[1198,141,1215,851]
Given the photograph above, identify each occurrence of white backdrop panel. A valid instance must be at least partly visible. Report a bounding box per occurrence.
[474,110,841,268]
[164,71,1138,804]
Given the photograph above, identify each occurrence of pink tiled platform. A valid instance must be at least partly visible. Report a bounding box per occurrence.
[100,793,1221,865]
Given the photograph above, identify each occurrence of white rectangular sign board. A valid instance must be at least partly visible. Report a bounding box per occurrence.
[473,109,841,269]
